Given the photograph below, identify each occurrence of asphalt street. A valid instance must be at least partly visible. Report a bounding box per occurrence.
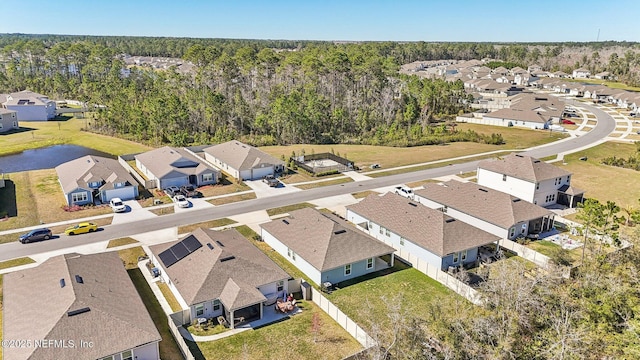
[0,102,616,262]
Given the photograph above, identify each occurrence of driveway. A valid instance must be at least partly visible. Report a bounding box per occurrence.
[244,179,301,198]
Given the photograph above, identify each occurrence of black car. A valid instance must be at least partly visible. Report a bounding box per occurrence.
[19,228,53,244]
[180,184,200,197]
[164,186,181,197]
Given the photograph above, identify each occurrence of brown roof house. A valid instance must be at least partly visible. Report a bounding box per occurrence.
[260,208,396,287]
[477,153,584,208]
[55,155,139,206]
[135,146,220,189]
[1,90,56,121]
[149,228,290,329]
[203,140,285,180]
[415,180,555,240]
[346,193,500,271]
[2,252,161,360]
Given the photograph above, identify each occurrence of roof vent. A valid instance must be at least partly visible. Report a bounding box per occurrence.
[67,307,91,317]
[408,203,417,207]
[282,219,289,225]
[478,188,488,192]
[216,240,224,247]
[333,229,347,235]
[207,243,214,250]
[75,275,83,284]
[60,279,66,288]
[512,199,521,202]
[220,256,235,262]
[533,160,541,163]
[515,154,523,158]
[445,218,456,223]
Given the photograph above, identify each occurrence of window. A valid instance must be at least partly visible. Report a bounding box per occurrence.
[509,227,515,238]
[71,192,88,203]
[453,252,459,263]
[536,183,540,190]
[442,205,448,213]
[0,123,3,129]
[12,121,17,127]
[461,250,467,261]
[400,237,405,246]
[385,228,390,237]
[379,226,384,235]
[213,299,221,311]
[567,175,571,184]
[203,173,213,182]
[367,258,374,269]
[502,174,507,181]
[276,280,284,292]
[121,350,133,360]
[344,264,352,276]
[521,224,527,234]
[287,248,292,257]
[195,303,204,316]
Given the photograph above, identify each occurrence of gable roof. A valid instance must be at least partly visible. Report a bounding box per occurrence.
[135,146,219,179]
[149,228,289,308]
[415,180,552,229]
[203,140,284,172]
[55,155,137,194]
[483,108,548,123]
[3,252,160,360]
[260,208,395,272]
[3,90,54,106]
[347,193,500,256]
[478,153,571,182]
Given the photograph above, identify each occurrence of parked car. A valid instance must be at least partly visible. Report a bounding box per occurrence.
[262,175,279,187]
[561,119,576,125]
[180,184,199,197]
[19,228,52,244]
[65,222,98,235]
[370,163,380,169]
[109,197,127,213]
[164,186,181,197]
[394,185,414,200]
[173,194,190,208]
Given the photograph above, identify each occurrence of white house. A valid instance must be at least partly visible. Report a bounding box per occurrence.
[346,193,501,271]
[1,90,56,121]
[594,71,611,80]
[260,208,395,286]
[135,146,220,189]
[414,180,555,240]
[477,153,584,208]
[3,252,161,360]
[572,68,591,79]
[149,228,290,329]
[203,140,285,181]
[0,108,18,133]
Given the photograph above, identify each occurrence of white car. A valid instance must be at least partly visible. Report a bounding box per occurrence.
[109,197,127,213]
[394,185,414,200]
[173,194,190,208]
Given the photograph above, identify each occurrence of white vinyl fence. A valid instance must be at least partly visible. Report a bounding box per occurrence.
[168,311,195,360]
[499,239,551,268]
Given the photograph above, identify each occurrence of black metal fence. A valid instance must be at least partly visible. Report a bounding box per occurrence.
[290,152,354,175]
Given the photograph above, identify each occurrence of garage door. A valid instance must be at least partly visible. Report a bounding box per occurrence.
[251,166,273,180]
[160,177,187,189]
[104,186,137,202]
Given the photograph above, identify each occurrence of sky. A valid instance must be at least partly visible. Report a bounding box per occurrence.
[1,0,639,42]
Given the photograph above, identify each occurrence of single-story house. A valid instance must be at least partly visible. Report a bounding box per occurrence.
[3,252,161,360]
[135,146,220,189]
[203,140,285,180]
[0,108,19,133]
[55,155,139,206]
[149,228,290,329]
[346,193,501,271]
[594,71,611,80]
[414,180,555,240]
[1,90,56,121]
[260,208,396,286]
[477,153,584,207]
[478,108,551,129]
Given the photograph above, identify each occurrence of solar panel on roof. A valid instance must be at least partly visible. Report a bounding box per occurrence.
[159,250,179,267]
[182,235,202,252]
[170,242,189,260]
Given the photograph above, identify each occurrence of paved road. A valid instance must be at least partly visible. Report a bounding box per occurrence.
[1,102,615,262]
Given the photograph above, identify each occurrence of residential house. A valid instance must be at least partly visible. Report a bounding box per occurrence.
[550,71,569,78]
[477,153,584,208]
[55,155,139,205]
[572,68,591,79]
[0,108,18,133]
[203,140,285,181]
[149,228,290,329]
[260,208,396,286]
[346,193,501,271]
[1,90,56,121]
[527,64,543,73]
[479,108,551,129]
[135,146,220,189]
[3,252,161,360]
[414,180,555,240]
[492,66,509,76]
[594,71,611,80]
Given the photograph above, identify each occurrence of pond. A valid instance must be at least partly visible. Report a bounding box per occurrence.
[0,145,115,172]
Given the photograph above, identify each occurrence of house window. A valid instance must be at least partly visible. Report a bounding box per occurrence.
[0,123,3,129]
[442,205,448,213]
[567,175,571,184]
[379,226,384,235]
[521,224,527,234]
[203,173,213,182]
[509,227,515,238]
[344,264,352,276]
[536,183,540,190]
[502,174,507,181]
[121,350,133,360]
[71,192,88,203]
[12,121,17,127]
[461,250,467,261]
[276,280,284,292]
[213,299,221,311]
[385,228,390,237]
[367,258,374,269]
[453,252,459,263]
[400,237,405,246]
[195,303,204,316]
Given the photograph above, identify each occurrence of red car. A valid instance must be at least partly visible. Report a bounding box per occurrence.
[561,119,576,125]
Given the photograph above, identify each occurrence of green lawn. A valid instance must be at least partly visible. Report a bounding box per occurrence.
[294,177,353,189]
[266,202,316,217]
[127,268,184,360]
[207,193,257,206]
[177,218,237,233]
[367,152,506,178]
[560,78,640,92]
[149,206,175,216]
[107,237,139,248]
[0,257,35,270]
[351,190,381,199]
[188,300,362,360]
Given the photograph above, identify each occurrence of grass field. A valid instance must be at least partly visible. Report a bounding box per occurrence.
[107,237,139,248]
[561,78,640,92]
[351,190,380,199]
[294,177,353,189]
[367,152,503,178]
[116,246,148,270]
[0,257,35,270]
[177,218,237,233]
[149,206,175,216]
[261,124,565,170]
[207,192,257,206]
[0,117,152,157]
[198,181,251,197]
[266,202,316,217]
[157,282,182,313]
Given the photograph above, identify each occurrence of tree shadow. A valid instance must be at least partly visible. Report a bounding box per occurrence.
[0,180,18,217]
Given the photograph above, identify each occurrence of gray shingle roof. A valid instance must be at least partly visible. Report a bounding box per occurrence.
[3,252,161,360]
[203,140,284,172]
[149,228,289,309]
[478,153,571,182]
[347,193,500,257]
[260,208,395,272]
[135,146,219,179]
[415,180,552,229]
[55,155,138,194]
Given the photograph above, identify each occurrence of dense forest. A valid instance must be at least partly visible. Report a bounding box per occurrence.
[1,35,638,147]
